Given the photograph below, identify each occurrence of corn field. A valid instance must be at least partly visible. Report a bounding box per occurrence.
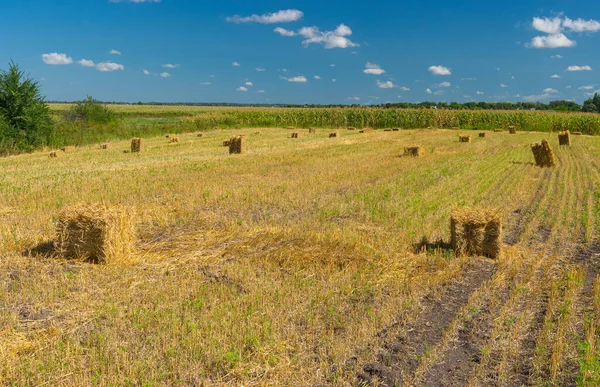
[185,108,600,134]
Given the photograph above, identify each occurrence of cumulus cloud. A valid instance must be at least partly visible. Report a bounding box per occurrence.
[529,33,575,48]
[363,62,385,75]
[377,80,396,89]
[524,93,552,101]
[434,90,444,95]
[143,69,150,75]
[200,82,211,85]
[257,90,265,93]
[426,88,432,94]
[543,88,558,93]
[529,16,600,49]
[400,86,410,91]
[256,68,266,72]
[245,81,253,86]
[563,17,600,32]
[96,62,124,72]
[348,96,360,100]
[579,85,594,90]
[314,75,321,79]
[332,79,336,83]
[552,54,563,59]
[477,91,484,95]
[298,24,358,49]
[236,86,248,91]
[532,16,563,34]
[438,81,451,87]
[160,72,171,78]
[428,65,451,75]
[110,49,121,55]
[287,76,307,83]
[226,9,303,24]
[551,74,560,78]
[567,65,592,71]
[461,77,477,81]
[42,53,73,65]
[500,83,508,88]
[274,27,296,36]
[163,64,179,68]
[232,62,240,67]
[78,59,95,67]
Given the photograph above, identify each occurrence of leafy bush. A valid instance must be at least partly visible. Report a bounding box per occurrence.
[0,61,54,154]
[64,96,118,124]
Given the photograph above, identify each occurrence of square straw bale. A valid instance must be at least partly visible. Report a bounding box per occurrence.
[131,138,143,153]
[573,131,582,136]
[479,132,486,138]
[459,135,471,143]
[329,132,339,138]
[404,146,424,157]
[229,135,245,154]
[309,128,317,134]
[558,130,571,146]
[291,132,302,138]
[508,126,517,134]
[451,207,502,259]
[55,203,136,264]
[49,151,58,158]
[100,143,109,149]
[531,139,556,167]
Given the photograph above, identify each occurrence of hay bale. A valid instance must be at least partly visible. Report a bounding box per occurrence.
[493,129,504,133]
[291,132,302,139]
[309,128,317,134]
[169,136,180,144]
[229,135,245,154]
[223,140,231,147]
[359,128,374,133]
[61,146,74,152]
[348,126,356,131]
[329,132,339,138]
[479,132,486,138]
[558,130,571,146]
[55,203,136,264]
[508,126,517,134]
[451,208,502,259]
[100,143,109,150]
[384,129,392,132]
[393,128,400,132]
[531,139,556,167]
[404,146,424,157]
[197,133,205,137]
[573,131,582,136]
[287,126,296,130]
[459,135,471,143]
[131,138,143,153]
[49,151,58,158]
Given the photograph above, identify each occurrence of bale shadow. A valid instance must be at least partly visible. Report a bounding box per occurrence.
[413,236,453,254]
[23,241,56,258]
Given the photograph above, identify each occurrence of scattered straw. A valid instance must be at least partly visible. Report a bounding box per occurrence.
[531,139,556,167]
[451,207,502,259]
[55,203,137,264]
[558,130,571,146]
[131,138,143,153]
[404,146,424,157]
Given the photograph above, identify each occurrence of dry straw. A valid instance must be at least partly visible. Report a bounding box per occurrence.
[459,135,471,143]
[131,138,143,153]
[404,146,424,157]
[531,139,556,167]
[55,203,136,264]
[558,130,571,146]
[329,132,339,138]
[309,128,316,134]
[573,131,583,136]
[291,132,302,139]
[479,132,486,138]
[229,135,245,154]
[451,207,502,259]
[100,143,109,150]
[49,151,58,158]
[509,125,517,134]
[61,146,74,152]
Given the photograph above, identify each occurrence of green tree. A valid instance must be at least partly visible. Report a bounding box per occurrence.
[64,95,117,124]
[0,61,53,154]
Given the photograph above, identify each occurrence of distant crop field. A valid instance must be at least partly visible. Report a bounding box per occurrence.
[2,127,600,385]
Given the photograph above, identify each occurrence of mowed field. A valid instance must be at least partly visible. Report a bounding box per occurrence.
[2,126,600,386]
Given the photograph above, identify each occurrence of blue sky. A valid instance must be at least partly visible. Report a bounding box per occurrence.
[1,0,599,104]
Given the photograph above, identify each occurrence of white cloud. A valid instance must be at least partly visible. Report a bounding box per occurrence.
[163,64,179,68]
[551,74,560,78]
[232,62,240,67]
[426,88,432,94]
[434,90,444,95]
[552,54,563,59]
[255,68,266,72]
[532,16,563,34]
[476,91,484,95]
[96,62,124,72]
[567,65,592,71]
[566,85,572,89]
[348,96,360,100]
[363,62,385,75]
[332,79,336,83]
[579,85,594,90]
[400,86,410,91]
[77,59,95,68]
[226,9,304,24]
[314,75,321,79]
[377,80,396,89]
[200,82,211,85]
[245,81,253,86]
[236,86,248,92]
[529,33,576,48]
[42,53,73,65]
[438,81,451,87]
[330,64,336,67]
[428,65,451,75]
[524,93,552,101]
[461,77,477,81]
[257,90,265,93]
[287,76,307,83]
[500,83,508,88]
[543,88,558,93]
[298,24,358,49]
[143,69,150,75]
[274,27,296,36]
[110,49,121,55]
[160,72,171,78]
[563,17,600,32]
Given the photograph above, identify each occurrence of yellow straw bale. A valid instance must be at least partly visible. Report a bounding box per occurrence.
[451,207,502,259]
